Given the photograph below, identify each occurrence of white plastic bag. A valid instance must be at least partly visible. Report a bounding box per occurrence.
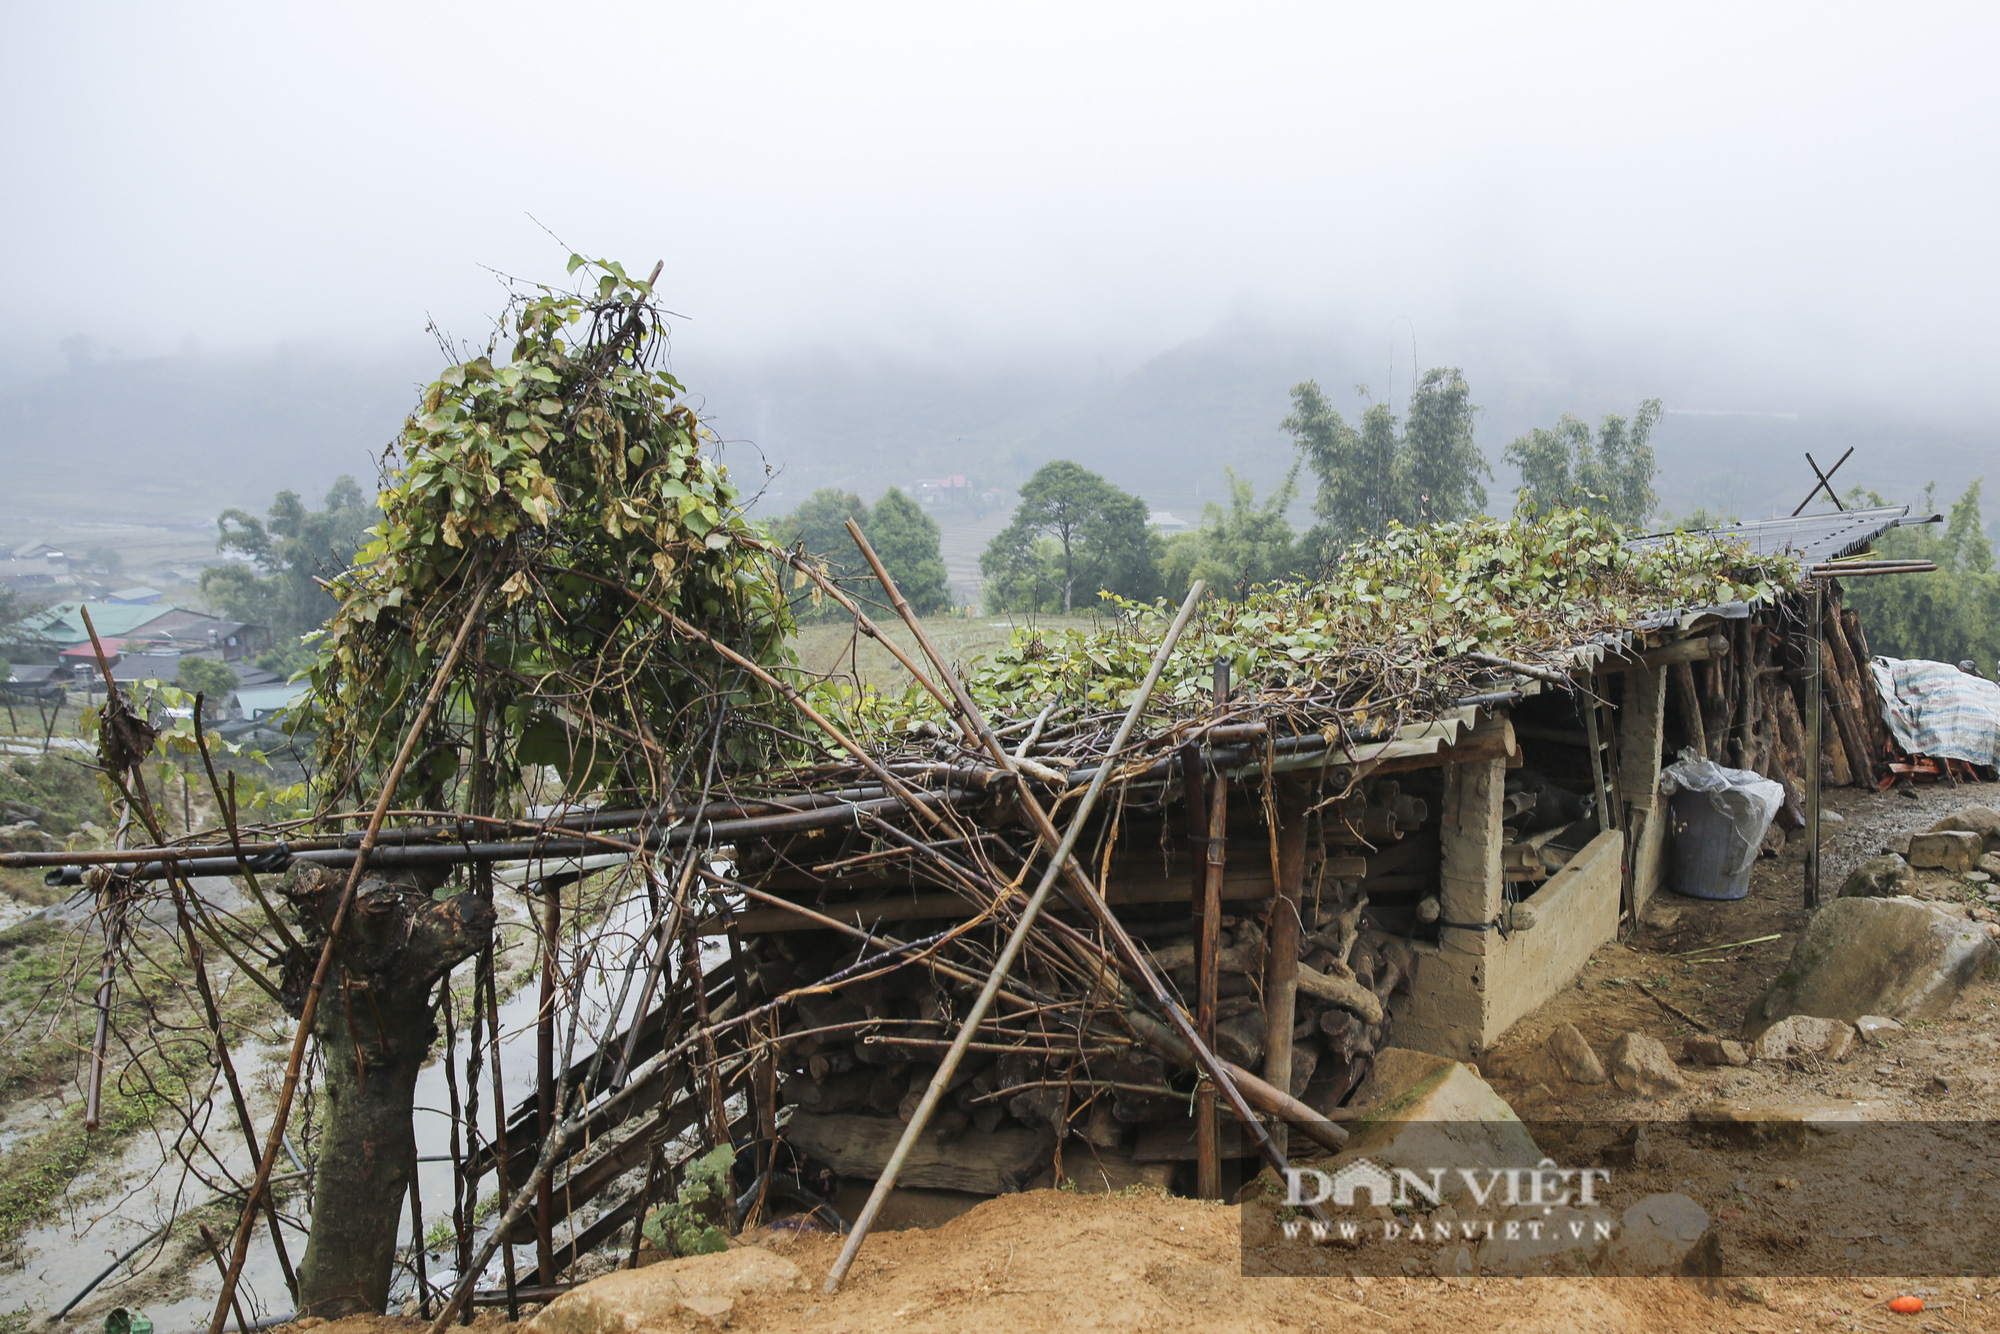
[1659,746,1786,877]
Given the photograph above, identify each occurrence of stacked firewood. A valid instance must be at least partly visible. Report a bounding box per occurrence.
[1662,588,1891,812]
[739,781,1423,1190]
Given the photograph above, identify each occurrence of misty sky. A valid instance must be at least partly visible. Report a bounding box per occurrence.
[4,3,1996,407]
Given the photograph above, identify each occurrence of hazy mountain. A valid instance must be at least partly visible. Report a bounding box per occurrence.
[3,323,1992,545]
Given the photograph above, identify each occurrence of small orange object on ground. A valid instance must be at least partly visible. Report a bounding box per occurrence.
[1888,1295,1924,1314]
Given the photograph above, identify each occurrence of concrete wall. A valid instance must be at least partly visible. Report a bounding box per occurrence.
[1388,738,1627,1060]
[1392,750,1505,1061]
[1479,828,1625,1042]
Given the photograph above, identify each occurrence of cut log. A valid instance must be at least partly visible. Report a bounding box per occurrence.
[1841,607,1893,768]
[1124,1011,1349,1152]
[1820,594,1876,787]
[1294,962,1385,1024]
[1671,661,1705,755]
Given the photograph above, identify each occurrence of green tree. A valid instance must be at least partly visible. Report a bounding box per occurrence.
[981,460,1159,613]
[770,487,871,619]
[863,487,951,612]
[200,476,375,643]
[1839,481,2000,672]
[1401,369,1488,526]
[1159,467,1301,601]
[175,656,239,715]
[1285,368,1488,563]
[774,488,871,567]
[1504,399,1662,528]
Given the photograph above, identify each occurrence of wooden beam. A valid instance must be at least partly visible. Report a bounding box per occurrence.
[1595,634,1728,674]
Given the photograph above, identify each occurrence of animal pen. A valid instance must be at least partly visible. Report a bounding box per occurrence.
[0,268,1944,1328]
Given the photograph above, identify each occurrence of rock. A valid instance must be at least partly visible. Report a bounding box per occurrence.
[1689,1099,1872,1147]
[1930,805,2000,853]
[1854,1014,1903,1041]
[1751,1014,1855,1063]
[1601,1122,1662,1166]
[0,821,57,853]
[1839,853,1915,899]
[679,1296,734,1327]
[1511,1081,1558,1112]
[1745,896,1995,1034]
[1909,830,1983,872]
[1476,1204,1619,1276]
[1596,1193,1722,1277]
[1331,1048,1543,1207]
[1682,1035,1751,1067]
[527,1247,806,1334]
[1980,852,2000,877]
[1607,1032,1684,1097]
[1433,1242,1476,1278]
[1970,871,1994,884]
[1639,899,1682,931]
[1507,1022,1607,1085]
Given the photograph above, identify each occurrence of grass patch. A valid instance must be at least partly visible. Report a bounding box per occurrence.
[0,753,107,838]
[787,613,1104,696]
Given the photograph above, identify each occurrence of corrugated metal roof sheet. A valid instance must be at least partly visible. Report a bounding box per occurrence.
[1628,505,1935,566]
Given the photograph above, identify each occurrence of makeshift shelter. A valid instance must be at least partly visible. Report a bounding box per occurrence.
[6,266,1951,1326]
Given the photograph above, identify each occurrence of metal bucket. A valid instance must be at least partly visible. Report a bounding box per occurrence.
[1668,787,1759,900]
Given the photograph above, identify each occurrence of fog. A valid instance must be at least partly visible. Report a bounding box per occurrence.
[2,2,1996,518]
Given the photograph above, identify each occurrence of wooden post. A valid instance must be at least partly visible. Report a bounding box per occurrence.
[535,885,558,1283]
[1582,674,1615,835]
[1196,658,1229,1200]
[1182,742,1207,909]
[1804,586,1824,908]
[1261,780,1309,1157]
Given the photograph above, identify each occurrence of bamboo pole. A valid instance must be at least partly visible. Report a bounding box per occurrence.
[1804,586,1824,908]
[822,577,1208,1293]
[534,883,558,1281]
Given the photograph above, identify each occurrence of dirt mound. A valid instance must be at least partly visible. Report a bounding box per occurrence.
[258,1189,1986,1332]
[587,1190,1730,1333]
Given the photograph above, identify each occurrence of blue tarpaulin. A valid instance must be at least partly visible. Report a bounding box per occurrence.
[1869,657,2000,768]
